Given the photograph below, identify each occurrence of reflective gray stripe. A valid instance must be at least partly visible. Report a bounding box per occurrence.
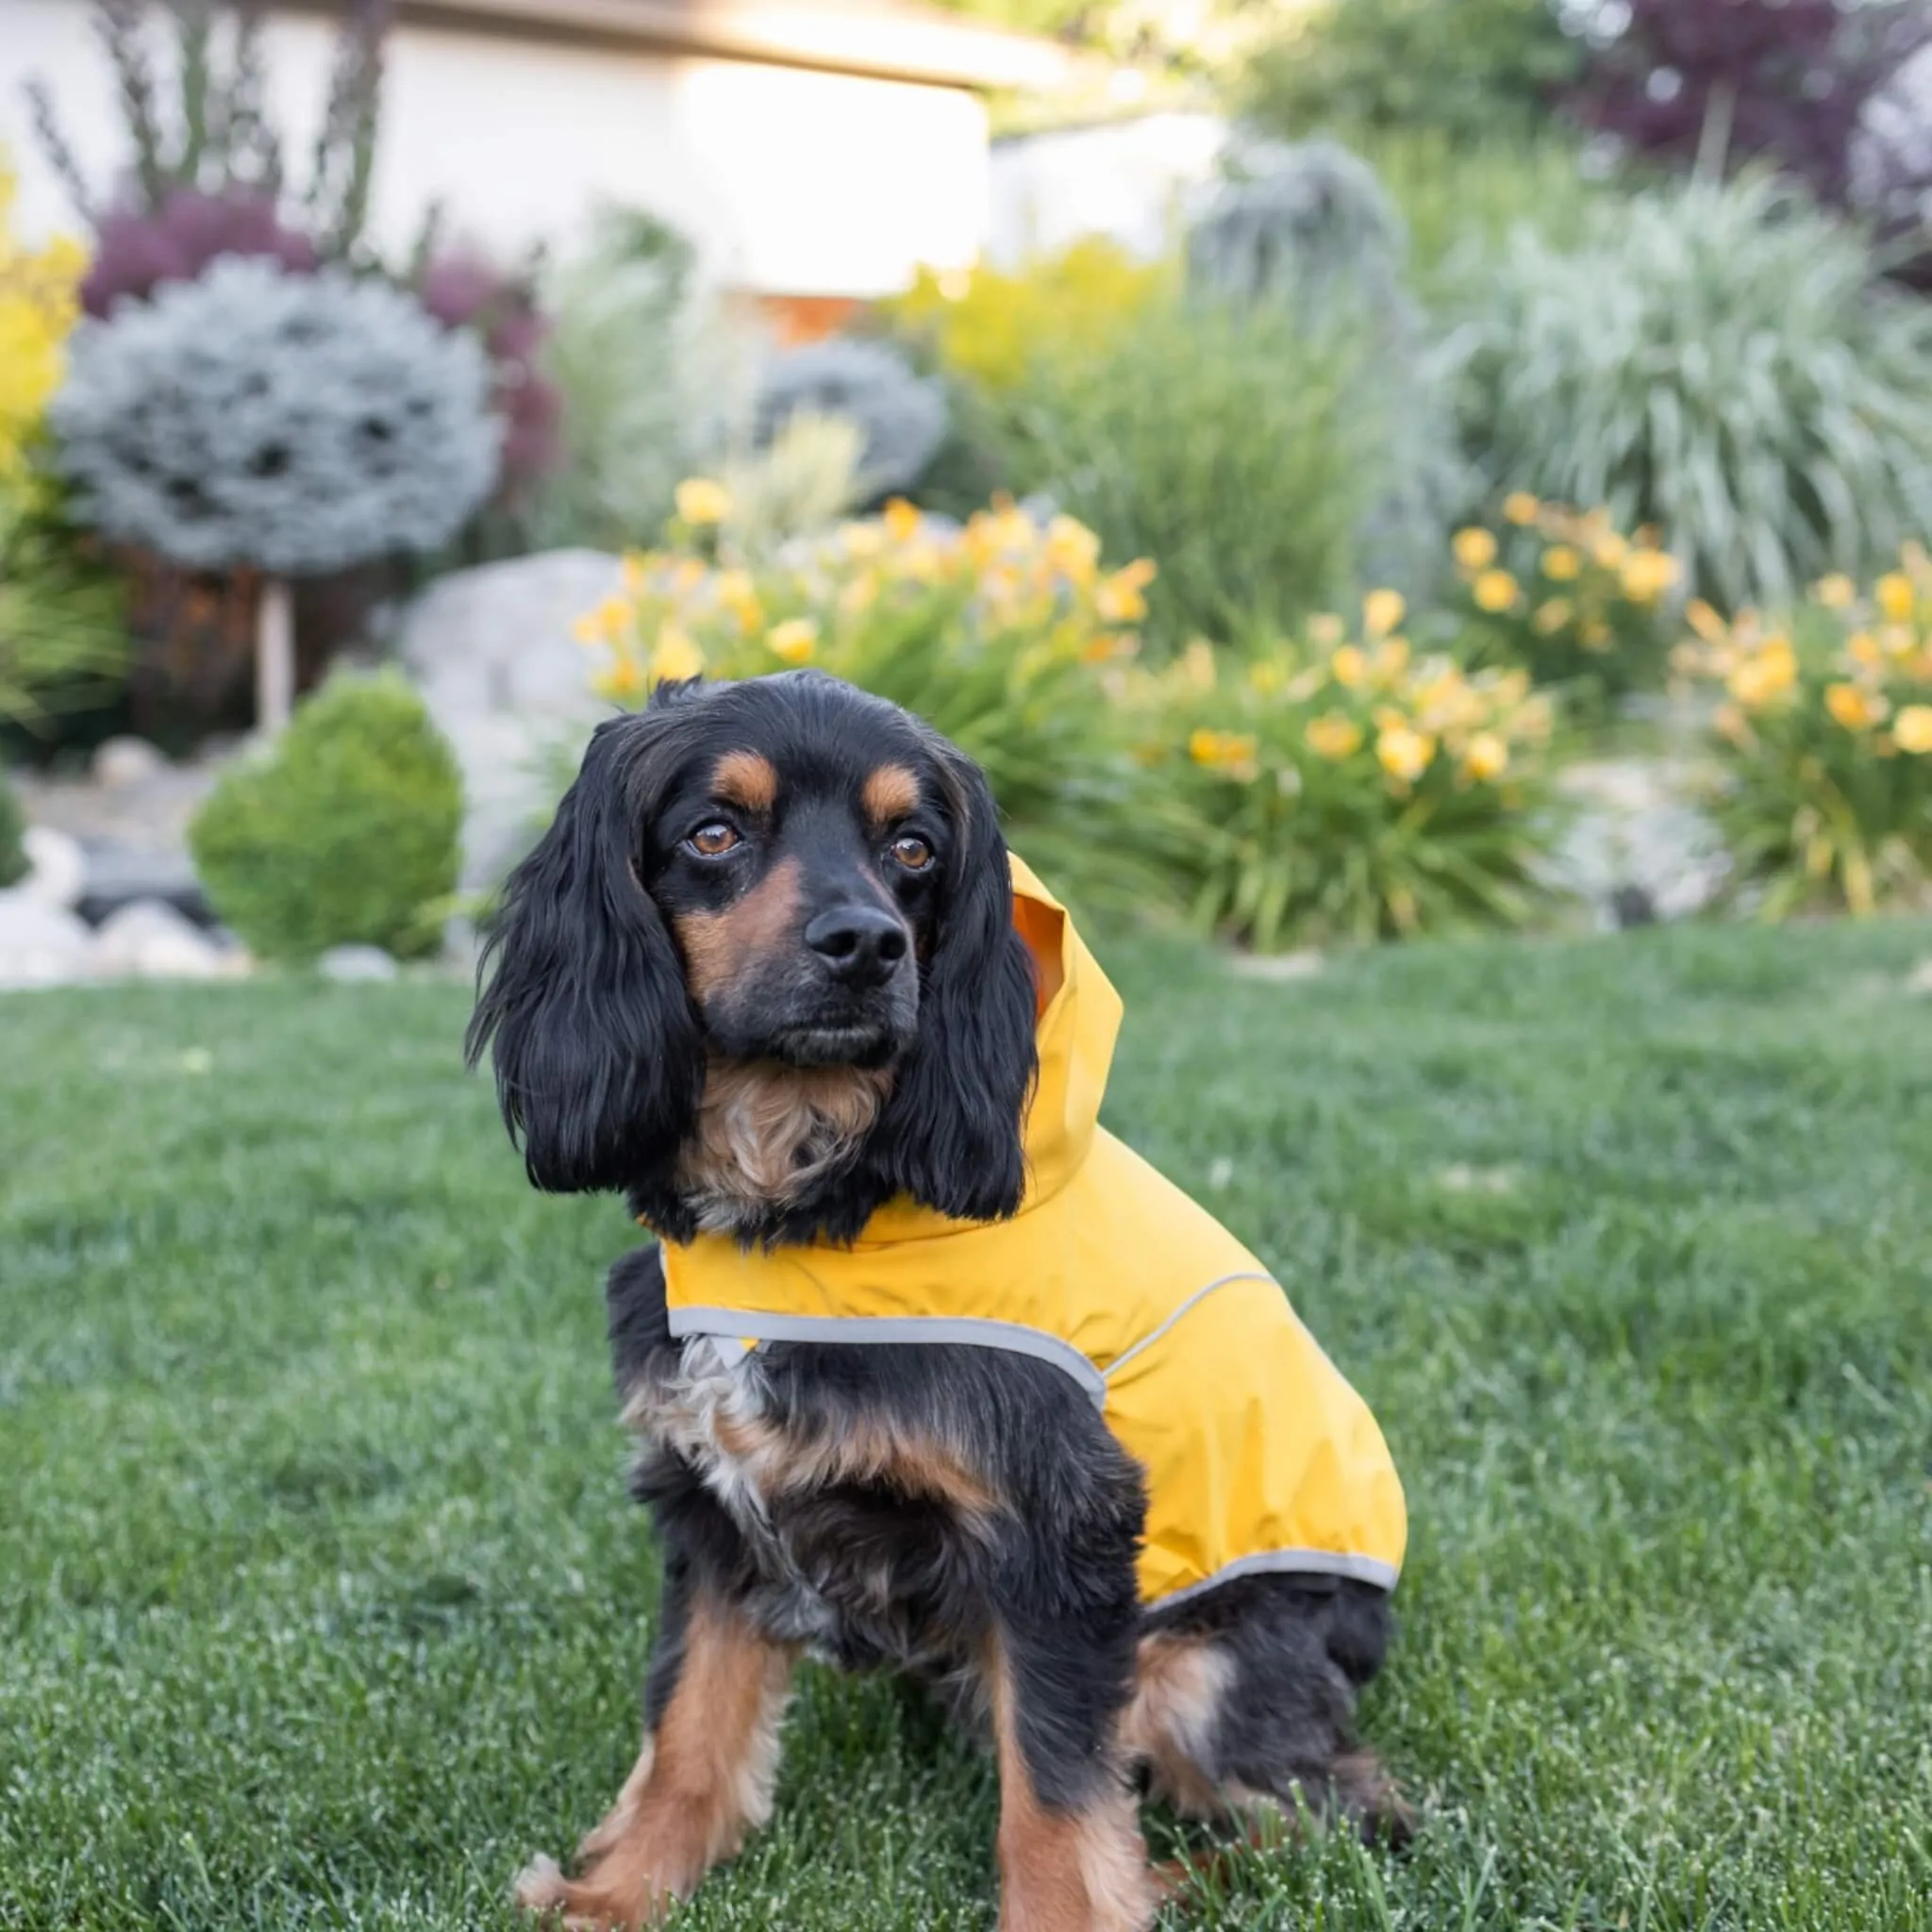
[1149,1548,1401,1609]
[1100,1272,1276,1384]
[667,1306,1108,1404]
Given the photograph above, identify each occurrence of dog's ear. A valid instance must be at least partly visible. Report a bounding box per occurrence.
[465,711,703,1196]
[870,739,1038,1220]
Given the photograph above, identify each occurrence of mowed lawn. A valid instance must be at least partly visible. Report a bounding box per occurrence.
[4,919,1931,1932]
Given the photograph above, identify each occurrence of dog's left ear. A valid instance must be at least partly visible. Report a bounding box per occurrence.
[870,740,1038,1220]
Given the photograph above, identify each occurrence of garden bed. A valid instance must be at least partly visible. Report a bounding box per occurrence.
[4,918,1929,1928]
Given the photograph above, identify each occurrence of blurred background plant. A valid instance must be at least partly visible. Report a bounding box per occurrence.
[750,339,949,507]
[1445,496,1681,708]
[1449,174,1932,614]
[0,765,25,887]
[1145,596,1559,946]
[1674,552,1932,917]
[188,669,463,958]
[576,491,1187,911]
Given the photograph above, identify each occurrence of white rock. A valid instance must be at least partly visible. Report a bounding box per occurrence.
[319,943,400,983]
[395,549,625,890]
[19,825,87,909]
[92,898,225,979]
[1229,949,1324,982]
[0,891,95,989]
[1549,757,1731,928]
[92,735,169,789]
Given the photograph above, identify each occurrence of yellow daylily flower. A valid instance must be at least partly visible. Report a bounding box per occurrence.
[1045,514,1101,584]
[1331,644,1369,688]
[650,625,705,682]
[1095,558,1158,624]
[1876,572,1916,623]
[1815,574,1857,609]
[1541,545,1581,582]
[1453,527,1498,571]
[1503,491,1541,525]
[1375,723,1436,782]
[1592,533,1629,570]
[766,617,820,664]
[1472,569,1520,613]
[1685,598,1727,642]
[675,477,732,525]
[1533,598,1573,635]
[1826,682,1886,730]
[1620,550,1680,603]
[1305,713,1364,760]
[1307,612,1346,649]
[1893,704,1932,754]
[1461,732,1508,782]
[1363,589,1407,638]
[882,497,922,543]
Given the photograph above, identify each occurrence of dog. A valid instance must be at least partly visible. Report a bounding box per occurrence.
[468,670,1408,1931]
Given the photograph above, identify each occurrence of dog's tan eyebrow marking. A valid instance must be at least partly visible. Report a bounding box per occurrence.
[711,751,779,814]
[862,764,920,824]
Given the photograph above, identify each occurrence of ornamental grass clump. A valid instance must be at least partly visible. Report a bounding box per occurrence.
[1674,551,1932,917]
[575,488,1185,909]
[1147,591,1559,948]
[1448,492,1682,704]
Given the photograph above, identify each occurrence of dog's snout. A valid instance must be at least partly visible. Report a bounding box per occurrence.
[804,905,908,986]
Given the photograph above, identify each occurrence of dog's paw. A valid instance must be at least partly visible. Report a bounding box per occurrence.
[513,1855,573,1918]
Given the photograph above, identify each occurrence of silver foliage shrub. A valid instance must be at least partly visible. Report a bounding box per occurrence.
[752,339,946,501]
[1451,174,1932,610]
[51,256,499,575]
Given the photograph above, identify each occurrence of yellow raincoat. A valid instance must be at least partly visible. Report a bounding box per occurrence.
[661,858,1407,1608]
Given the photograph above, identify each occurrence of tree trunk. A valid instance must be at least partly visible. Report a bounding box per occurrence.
[256,575,294,735]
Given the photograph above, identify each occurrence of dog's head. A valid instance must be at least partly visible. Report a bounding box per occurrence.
[466,673,1040,1241]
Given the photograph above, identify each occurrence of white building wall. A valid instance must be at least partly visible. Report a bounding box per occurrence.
[1,0,990,295]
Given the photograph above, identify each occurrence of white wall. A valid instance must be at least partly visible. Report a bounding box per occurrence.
[1,0,990,295]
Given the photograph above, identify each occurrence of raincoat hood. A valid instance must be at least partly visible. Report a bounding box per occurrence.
[659,857,1407,1607]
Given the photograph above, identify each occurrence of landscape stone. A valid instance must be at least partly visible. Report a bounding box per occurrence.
[92,899,227,979]
[395,548,625,890]
[18,825,87,910]
[318,943,401,983]
[92,735,169,789]
[0,892,94,990]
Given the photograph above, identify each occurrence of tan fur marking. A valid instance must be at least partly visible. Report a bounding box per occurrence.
[672,1058,891,1228]
[861,763,921,825]
[1121,1631,1235,1819]
[708,1403,998,1520]
[711,750,779,814]
[672,858,803,1002]
[990,1655,1157,1932]
[515,1603,796,1929]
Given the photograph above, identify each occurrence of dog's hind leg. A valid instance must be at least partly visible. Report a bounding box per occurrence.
[517,1572,797,1929]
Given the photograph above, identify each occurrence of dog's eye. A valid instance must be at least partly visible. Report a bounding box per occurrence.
[686,824,741,858]
[891,834,935,872]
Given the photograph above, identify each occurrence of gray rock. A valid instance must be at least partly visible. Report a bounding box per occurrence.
[75,842,212,928]
[19,825,87,910]
[318,943,400,983]
[1549,758,1731,929]
[395,549,625,891]
[92,735,169,789]
[0,891,95,990]
[92,898,228,979]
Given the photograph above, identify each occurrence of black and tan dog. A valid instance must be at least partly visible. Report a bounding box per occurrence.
[469,671,1407,1931]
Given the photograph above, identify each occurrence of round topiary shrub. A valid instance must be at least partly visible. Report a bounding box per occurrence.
[189,671,462,960]
[0,771,27,889]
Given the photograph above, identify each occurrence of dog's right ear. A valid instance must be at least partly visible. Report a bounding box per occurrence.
[465,712,703,1196]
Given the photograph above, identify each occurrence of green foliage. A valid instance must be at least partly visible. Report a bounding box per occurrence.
[0,484,127,729]
[0,768,25,887]
[1241,0,1583,148]
[8,923,1932,1927]
[1146,613,1559,947]
[986,296,1379,646]
[1451,174,1932,611]
[1445,496,1684,708]
[188,671,462,960]
[1675,558,1932,917]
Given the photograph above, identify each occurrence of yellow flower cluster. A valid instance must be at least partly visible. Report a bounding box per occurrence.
[1175,591,1552,797]
[882,238,1171,391]
[1454,497,1681,647]
[1676,547,1932,758]
[0,154,87,481]
[575,488,1153,704]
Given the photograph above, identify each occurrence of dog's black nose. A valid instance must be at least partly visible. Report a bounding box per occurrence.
[804,906,908,986]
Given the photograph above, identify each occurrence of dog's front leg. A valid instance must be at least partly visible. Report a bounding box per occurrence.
[518,1524,796,1928]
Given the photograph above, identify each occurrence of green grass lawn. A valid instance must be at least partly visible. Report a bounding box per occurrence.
[4,920,1931,1931]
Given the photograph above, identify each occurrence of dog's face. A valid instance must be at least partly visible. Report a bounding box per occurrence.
[645,724,943,1071]
[467,673,1041,1242]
